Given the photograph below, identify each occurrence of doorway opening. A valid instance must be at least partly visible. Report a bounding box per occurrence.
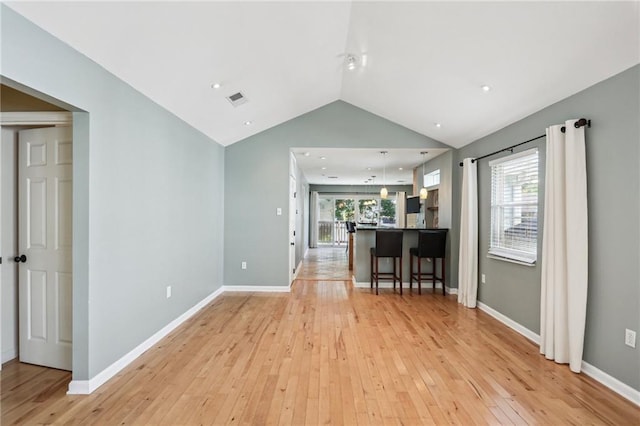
[1,84,74,374]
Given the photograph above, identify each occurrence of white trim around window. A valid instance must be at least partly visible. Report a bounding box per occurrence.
[489,148,539,265]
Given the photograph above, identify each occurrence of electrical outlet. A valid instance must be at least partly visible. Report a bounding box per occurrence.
[166,286,172,299]
[276,208,282,216]
[481,274,486,284]
[241,261,247,270]
[625,329,636,348]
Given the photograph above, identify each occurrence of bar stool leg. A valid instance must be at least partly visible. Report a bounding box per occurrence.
[399,257,402,295]
[369,254,373,290]
[432,257,436,293]
[392,257,397,293]
[442,257,446,295]
[417,256,422,295]
[409,254,413,292]
[375,257,379,296]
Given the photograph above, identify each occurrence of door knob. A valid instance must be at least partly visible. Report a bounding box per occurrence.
[14,254,27,263]
[290,242,295,246]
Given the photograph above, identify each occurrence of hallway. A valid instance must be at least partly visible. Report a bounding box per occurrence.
[295,247,352,281]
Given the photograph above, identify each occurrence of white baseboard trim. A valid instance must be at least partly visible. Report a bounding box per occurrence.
[292,260,303,281]
[67,286,225,395]
[477,301,540,344]
[223,285,291,293]
[67,380,90,394]
[477,301,640,406]
[581,361,640,406]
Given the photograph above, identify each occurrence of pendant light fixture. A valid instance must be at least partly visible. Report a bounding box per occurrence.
[419,151,429,200]
[380,151,388,199]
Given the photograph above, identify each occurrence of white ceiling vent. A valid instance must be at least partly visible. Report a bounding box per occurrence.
[226,91,248,107]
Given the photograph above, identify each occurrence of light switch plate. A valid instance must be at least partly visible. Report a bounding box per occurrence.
[625,329,636,348]
[276,208,282,216]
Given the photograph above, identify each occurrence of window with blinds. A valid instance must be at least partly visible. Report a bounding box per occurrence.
[489,148,539,264]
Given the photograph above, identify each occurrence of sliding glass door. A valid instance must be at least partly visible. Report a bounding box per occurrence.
[315,194,399,246]
[317,197,355,247]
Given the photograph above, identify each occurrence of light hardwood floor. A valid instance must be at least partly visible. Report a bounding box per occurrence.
[295,247,352,281]
[2,249,639,424]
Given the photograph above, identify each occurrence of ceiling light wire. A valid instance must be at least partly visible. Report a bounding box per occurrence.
[380,151,388,199]
[419,151,429,200]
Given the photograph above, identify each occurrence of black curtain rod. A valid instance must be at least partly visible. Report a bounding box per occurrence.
[458,118,591,167]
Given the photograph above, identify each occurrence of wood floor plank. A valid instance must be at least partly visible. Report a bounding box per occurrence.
[2,248,639,425]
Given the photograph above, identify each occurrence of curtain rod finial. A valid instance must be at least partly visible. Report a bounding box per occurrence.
[575,118,591,129]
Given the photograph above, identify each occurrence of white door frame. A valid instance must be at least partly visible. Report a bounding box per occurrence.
[0,131,3,371]
[289,174,297,285]
[0,112,72,126]
[0,112,72,370]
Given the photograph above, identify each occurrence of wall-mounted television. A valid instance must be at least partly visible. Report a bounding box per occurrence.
[406,195,421,214]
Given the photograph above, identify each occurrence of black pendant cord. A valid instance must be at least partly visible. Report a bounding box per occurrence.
[458,118,591,167]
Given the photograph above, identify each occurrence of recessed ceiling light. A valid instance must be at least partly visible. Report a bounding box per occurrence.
[398,167,403,171]
[320,156,327,160]
[321,167,327,170]
[346,54,357,71]
[435,123,442,128]
[303,152,310,157]
[367,167,372,171]
[244,120,253,126]
[211,82,221,89]
[481,85,491,92]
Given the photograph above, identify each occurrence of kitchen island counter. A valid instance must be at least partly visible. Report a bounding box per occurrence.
[353,227,448,290]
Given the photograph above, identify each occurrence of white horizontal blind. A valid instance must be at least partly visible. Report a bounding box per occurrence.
[489,148,539,263]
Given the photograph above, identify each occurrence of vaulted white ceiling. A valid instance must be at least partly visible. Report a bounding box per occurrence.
[6,1,640,149]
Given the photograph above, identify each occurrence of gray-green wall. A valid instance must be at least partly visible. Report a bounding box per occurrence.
[224,101,449,287]
[418,150,454,288]
[451,65,640,391]
[1,6,225,380]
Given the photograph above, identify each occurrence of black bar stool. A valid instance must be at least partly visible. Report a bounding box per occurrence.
[345,221,356,252]
[370,230,404,295]
[409,230,447,295]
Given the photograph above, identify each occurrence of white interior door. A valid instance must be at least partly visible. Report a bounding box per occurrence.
[289,175,296,284]
[18,126,72,371]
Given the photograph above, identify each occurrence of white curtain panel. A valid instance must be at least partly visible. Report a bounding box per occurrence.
[458,158,478,308]
[309,191,319,248]
[540,119,588,373]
